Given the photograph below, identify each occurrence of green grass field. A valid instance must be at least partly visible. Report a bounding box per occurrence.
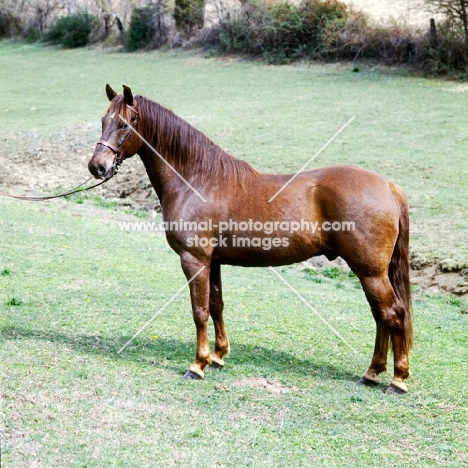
[1,43,468,266]
[1,42,468,466]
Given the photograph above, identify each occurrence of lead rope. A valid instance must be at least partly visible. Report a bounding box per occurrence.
[0,173,115,202]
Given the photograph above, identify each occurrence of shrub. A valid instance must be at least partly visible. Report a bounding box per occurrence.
[0,9,22,38]
[44,11,98,48]
[126,6,157,51]
[126,5,171,51]
[335,16,423,65]
[216,0,427,65]
[175,0,204,33]
[422,19,468,75]
[218,0,351,63]
[24,27,42,43]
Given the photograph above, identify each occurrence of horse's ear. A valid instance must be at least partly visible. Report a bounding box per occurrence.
[123,85,134,106]
[106,84,117,101]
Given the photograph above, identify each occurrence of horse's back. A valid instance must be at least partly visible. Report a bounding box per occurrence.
[296,164,396,212]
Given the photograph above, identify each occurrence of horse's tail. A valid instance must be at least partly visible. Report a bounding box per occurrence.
[389,183,413,352]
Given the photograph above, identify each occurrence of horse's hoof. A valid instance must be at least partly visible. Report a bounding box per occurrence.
[210,352,225,369]
[210,361,223,369]
[385,383,407,395]
[356,377,378,387]
[183,370,203,380]
[210,355,225,369]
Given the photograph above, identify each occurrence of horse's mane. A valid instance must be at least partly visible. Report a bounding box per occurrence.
[111,95,260,188]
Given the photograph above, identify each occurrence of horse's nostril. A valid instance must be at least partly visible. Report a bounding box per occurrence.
[97,166,106,177]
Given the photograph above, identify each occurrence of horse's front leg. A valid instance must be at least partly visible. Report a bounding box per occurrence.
[181,252,212,380]
[209,261,230,369]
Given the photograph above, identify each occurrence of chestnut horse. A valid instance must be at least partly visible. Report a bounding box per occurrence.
[89,85,413,394]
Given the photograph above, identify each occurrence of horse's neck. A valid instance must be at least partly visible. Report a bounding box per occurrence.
[138,146,173,203]
[136,101,259,204]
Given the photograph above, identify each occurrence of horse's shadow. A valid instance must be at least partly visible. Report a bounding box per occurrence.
[2,325,361,384]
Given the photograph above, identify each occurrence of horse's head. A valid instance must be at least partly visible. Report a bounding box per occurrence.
[88,84,141,179]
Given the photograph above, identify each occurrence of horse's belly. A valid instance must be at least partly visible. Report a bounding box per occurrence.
[214,233,324,267]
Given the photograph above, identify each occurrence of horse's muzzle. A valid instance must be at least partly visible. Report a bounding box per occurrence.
[88,148,115,179]
[88,161,112,179]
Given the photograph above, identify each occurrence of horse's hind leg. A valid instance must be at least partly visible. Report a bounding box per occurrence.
[209,262,230,368]
[359,273,411,393]
[359,307,390,385]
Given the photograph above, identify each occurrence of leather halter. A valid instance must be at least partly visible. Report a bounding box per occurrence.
[97,140,120,154]
[97,104,139,167]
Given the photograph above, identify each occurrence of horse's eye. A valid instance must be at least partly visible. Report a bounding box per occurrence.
[121,123,128,130]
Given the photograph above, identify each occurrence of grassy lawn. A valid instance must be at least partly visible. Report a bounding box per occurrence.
[1,42,468,466]
[1,199,467,467]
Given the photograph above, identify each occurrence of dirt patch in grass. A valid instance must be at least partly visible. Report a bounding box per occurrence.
[0,135,160,212]
[410,264,468,296]
[233,377,299,394]
[306,256,468,298]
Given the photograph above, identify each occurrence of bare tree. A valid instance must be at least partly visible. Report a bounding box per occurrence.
[425,0,468,41]
[64,0,78,14]
[0,0,65,34]
[30,0,64,32]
